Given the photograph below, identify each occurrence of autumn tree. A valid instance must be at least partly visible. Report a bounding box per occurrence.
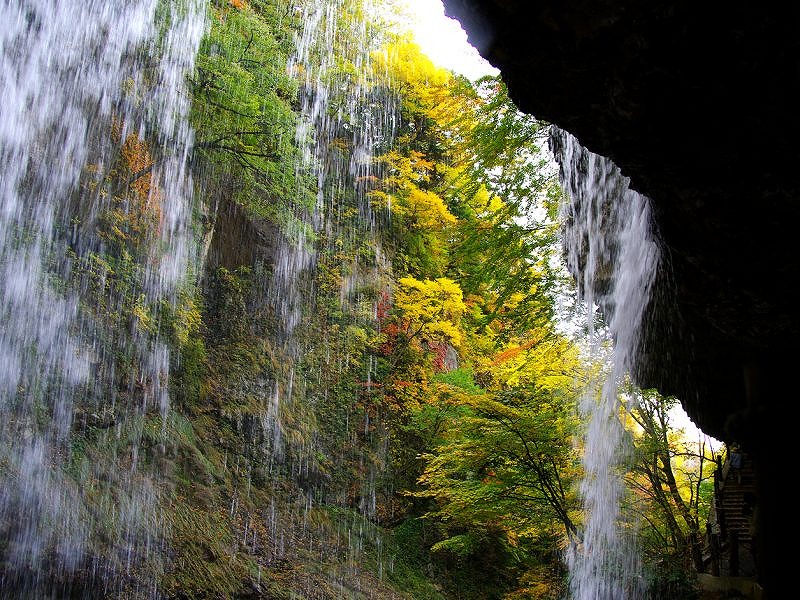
[624,387,717,592]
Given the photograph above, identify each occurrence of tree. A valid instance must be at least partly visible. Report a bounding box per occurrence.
[417,386,582,543]
[624,387,717,588]
[392,276,465,347]
[190,0,313,223]
[365,27,586,598]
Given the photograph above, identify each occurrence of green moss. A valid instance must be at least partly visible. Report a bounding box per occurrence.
[432,368,483,395]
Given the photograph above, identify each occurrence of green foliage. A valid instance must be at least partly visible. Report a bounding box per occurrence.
[432,368,482,395]
[32,1,710,597]
[360,28,590,599]
[443,78,566,341]
[416,385,582,542]
[641,554,700,600]
[203,266,252,343]
[160,287,208,408]
[191,0,314,225]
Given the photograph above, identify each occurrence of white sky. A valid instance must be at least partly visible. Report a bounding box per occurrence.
[394,0,499,81]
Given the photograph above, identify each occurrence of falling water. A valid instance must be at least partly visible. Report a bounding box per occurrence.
[552,128,661,599]
[0,0,205,595]
[275,0,393,347]
[229,0,399,592]
[262,0,395,472]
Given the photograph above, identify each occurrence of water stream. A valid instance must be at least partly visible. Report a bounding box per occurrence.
[552,127,661,599]
[238,0,399,593]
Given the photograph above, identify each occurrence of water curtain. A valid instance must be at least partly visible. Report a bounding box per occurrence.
[0,0,205,594]
[225,0,399,592]
[262,0,396,489]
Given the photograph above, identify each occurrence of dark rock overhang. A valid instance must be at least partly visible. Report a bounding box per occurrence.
[442,0,800,449]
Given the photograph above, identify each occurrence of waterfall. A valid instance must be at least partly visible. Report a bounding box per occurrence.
[276,0,393,348]
[0,0,205,595]
[552,127,661,599]
[2,0,660,596]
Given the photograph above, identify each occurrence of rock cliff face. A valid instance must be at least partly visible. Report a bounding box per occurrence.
[442,0,798,593]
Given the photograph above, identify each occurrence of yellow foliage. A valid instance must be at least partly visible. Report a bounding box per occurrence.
[371,38,469,132]
[394,277,465,347]
[465,183,508,221]
[395,187,456,229]
[490,329,581,390]
[371,149,456,228]
[329,137,351,152]
[373,39,450,92]
[132,294,157,335]
[378,149,434,186]
[173,292,203,347]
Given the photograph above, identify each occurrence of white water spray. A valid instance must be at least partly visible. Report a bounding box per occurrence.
[265,0,396,459]
[247,5,398,590]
